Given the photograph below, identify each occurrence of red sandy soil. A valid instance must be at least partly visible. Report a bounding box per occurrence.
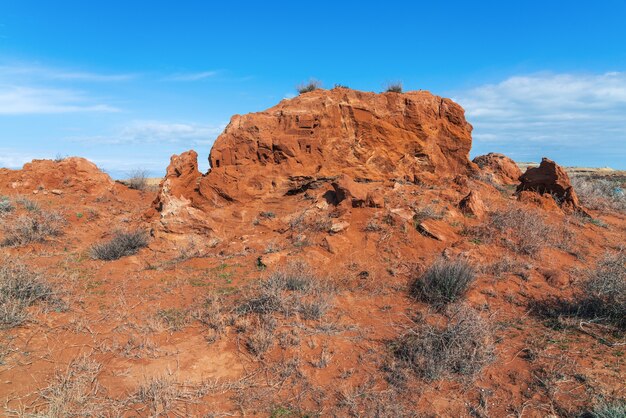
[0,88,624,417]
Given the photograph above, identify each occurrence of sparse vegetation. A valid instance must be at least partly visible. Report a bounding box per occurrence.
[392,306,493,380]
[467,206,564,256]
[532,252,626,331]
[411,259,475,307]
[385,82,403,93]
[127,169,149,191]
[90,229,149,260]
[0,259,57,328]
[1,210,65,246]
[297,80,321,94]
[15,196,40,212]
[578,400,626,418]
[571,174,626,213]
[238,262,334,319]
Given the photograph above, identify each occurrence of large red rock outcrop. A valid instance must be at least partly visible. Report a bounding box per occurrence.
[153,88,477,217]
[517,157,588,215]
[473,153,521,184]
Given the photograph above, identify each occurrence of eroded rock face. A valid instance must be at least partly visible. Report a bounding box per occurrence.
[473,153,522,185]
[517,158,588,215]
[154,88,476,217]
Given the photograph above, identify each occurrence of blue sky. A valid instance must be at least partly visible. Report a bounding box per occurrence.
[1,1,625,177]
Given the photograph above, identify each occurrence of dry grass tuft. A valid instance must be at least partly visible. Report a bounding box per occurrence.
[238,262,334,319]
[411,258,475,307]
[90,229,149,260]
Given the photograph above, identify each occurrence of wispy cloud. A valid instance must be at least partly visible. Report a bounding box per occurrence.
[163,70,219,81]
[453,71,626,164]
[0,62,128,114]
[0,85,119,114]
[0,64,136,82]
[69,120,225,145]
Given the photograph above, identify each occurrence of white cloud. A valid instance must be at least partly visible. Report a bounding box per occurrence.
[453,71,626,165]
[0,85,119,114]
[0,64,136,82]
[164,71,218,81]
[69,120,225,145]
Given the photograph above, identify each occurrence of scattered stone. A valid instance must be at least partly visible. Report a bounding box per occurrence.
[416,219,456,242]
[329,221,350,234]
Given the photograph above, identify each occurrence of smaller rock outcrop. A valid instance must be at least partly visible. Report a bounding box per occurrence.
[458,191,486,218]
[517,158,588,215]
[0,157,114,195]
[473,153,522,185]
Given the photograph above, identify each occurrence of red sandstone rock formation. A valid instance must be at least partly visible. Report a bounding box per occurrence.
[0,157,114,195]
[517,157,588,215]
[473,153,522,185]
[153,88,476,218]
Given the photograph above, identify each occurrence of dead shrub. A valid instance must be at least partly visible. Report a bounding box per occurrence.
[1,210,65,246]
[0,259,57,328]
[38,355,105,416]
[411,258,475,307]
[246,316,276,356]
[90,229,149,260]
[392,306,493,380]
[468,206,564,256]
[127,169,149,191]
[571,175,626,213]
[531,252,626,331]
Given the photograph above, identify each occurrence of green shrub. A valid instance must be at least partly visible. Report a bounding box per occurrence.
[297,80,321,94]
[385,82,403,93]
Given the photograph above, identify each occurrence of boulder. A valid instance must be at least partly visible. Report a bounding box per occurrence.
[473,153,522,185]
[517,158,589,215]
[458,191,486,218]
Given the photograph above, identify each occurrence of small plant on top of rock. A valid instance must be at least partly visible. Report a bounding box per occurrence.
[385,82,403,93]
[90,230,149,261]
[411,258,475,307]
[297,79,321,94]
